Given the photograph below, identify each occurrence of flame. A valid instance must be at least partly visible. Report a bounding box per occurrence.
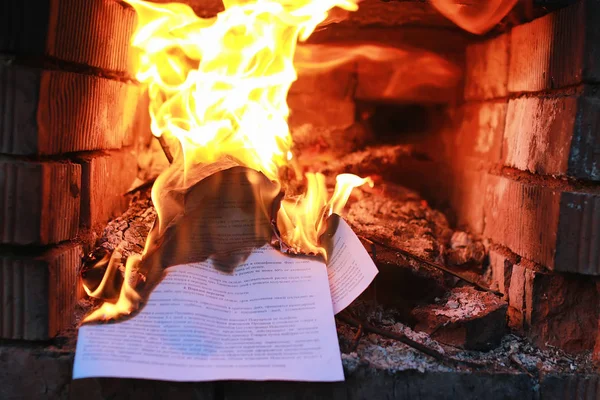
[125,0,371,251]
[125,0,361,181]
[84,254,143,321]
[278,173,373,258]
[429,0,518,34]
[82,0,375,322]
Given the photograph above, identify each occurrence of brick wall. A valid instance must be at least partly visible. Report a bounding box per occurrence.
[441,0,600,354]
[0,0,145,340]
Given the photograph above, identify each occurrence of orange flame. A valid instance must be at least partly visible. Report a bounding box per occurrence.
[125,0,371,253]
[126,0,361,180]
[278,173,373,258]
[82,0,374,322]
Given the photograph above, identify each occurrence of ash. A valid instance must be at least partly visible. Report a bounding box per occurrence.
[432,287,500,321]
[338,300,596,376]
[79,183,597,378]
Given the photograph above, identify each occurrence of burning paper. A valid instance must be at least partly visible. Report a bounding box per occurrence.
[74,215,377,381]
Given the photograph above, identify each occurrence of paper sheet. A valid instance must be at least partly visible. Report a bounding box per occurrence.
[73,217,378,382]
[325,217,379,314]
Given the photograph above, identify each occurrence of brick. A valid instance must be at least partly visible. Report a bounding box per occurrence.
[309,27,470,61]
[485,175,600,274]
[554,192,600,275]
[287,62,358,150]
[0,65,140,155]
[464,34,509,101]
[507,263,529,331]
[484,176,557,268]
[508,0,600,92]
[0,159,81,245]
[0,344,73,400]
[0,243,82,340]
[455,101,506,163]
[340,1,458,28]
[413,286,508,350]
[487,247,517,299]
[503,90,600,180]
[79,150,138,229]
[1,0,136,73]
[540,374,600,400]
[448,168,488,235]
[506,262,598,353]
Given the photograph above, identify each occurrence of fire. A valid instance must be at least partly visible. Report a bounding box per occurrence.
[126,0,369,239]
[278,173,373,257]
[83,0,373,322]
[125,0,358,181]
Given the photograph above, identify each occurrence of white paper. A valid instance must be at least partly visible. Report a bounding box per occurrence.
[326,218,379,314]
[73,218,378,382]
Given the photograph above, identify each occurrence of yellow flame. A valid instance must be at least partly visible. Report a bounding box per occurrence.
[83,0,374,322]
[126,0,360,181]
[278,173,373,258]
[84,254,142,322]
[125,0,370,252]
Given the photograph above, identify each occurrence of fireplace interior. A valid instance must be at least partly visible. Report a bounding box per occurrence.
[2,0,600,398]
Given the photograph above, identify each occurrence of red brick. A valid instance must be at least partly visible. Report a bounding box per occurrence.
[507,263,529,331]
[464,34,509,101]
[0,65,140,155]
[508,0,600,92]
[79,150,138,230]
[540,374,600,400]
[503,90,600,180]
[454,101,506,163]
[0,243,82,340]
[413,286,507,350]
[0,159,81,245]
[484,175,600,275]
[1,0,136,73]
[555,192,600,275]
[448,168,488,235]
[507,262,598,353]
[485,176,560,268]
[309,26,470,60]
[486,247,517,299]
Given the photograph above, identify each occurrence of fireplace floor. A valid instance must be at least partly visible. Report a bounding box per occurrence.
[2,180,597,400]
[1,313,596,400]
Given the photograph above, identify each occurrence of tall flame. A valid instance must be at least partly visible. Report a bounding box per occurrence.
[126,0,359,181]
[83,0,375,322]
[126,0,371,252]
